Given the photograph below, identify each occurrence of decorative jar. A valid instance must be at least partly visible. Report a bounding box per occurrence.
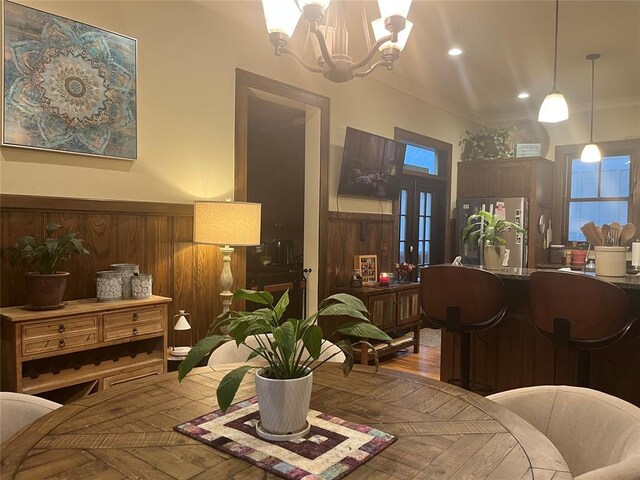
[96,271,122,302]
[110,263,139,299]
[131,274,152,299]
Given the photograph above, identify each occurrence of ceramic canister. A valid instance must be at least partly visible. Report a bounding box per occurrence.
[96,271,122,302]
[110,263,139,299]
[131,274,152,299]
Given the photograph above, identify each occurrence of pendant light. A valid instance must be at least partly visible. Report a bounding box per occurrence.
[581,54,602,163]
[538,0,569,123]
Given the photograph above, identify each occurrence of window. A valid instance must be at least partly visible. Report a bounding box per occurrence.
[567,154,632,241]
[403,144,438,175]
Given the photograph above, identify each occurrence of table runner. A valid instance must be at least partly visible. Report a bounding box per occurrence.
[175,397,396,480]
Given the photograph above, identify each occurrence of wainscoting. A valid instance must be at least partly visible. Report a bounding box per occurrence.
[324,211,397,294]
[0,195,244,343]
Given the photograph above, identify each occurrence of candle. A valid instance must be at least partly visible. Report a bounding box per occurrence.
[379,272,390,286]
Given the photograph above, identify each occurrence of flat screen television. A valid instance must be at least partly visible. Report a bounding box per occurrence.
[338,127,407,200]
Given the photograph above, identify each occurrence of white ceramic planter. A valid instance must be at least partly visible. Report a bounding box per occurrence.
[484,245,505,270]
[255,368,312,438]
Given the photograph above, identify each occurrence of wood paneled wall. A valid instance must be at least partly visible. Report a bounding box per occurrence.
[324,211,397,294]
[0,195,244,344]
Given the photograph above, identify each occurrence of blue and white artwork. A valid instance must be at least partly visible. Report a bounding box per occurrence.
[3,1,137,159]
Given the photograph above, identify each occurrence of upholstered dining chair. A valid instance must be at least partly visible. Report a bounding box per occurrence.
[1,392,61,444]
[488,386,640,480]
[207,334,346,367]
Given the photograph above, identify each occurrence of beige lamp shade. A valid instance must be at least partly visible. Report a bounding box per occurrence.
[193,201,262,246]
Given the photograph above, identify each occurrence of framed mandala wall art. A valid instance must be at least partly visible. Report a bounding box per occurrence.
[2,1,137,160]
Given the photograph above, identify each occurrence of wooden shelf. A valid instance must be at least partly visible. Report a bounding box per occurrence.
[21,353,164,394]
[361,335,416,364]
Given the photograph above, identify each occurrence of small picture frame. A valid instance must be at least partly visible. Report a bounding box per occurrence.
[354,255,378,284]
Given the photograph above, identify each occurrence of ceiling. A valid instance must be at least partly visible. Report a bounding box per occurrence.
[204,1,640,123]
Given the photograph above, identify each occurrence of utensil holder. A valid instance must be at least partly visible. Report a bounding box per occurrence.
[594,246,627,277]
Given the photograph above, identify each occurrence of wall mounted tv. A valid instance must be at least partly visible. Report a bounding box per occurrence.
[338,127,406,200]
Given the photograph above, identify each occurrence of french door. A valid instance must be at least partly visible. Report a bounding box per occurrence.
[398,175,447,274]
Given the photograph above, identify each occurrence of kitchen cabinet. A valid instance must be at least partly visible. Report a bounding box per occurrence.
[457,157,554,268]
[1,296,171,403]
[322,283,421,365]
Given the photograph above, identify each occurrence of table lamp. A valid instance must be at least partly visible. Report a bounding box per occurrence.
[194,201,261,314]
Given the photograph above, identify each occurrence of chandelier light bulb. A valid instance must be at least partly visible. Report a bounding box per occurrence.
[261,0,301,38]
[448,48,463,56]
[377,0,412,19]
[537,92,569,123]
[581,143,602,163]
[372,18,413,51]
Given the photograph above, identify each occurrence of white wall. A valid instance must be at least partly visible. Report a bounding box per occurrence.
[0,1,479,215]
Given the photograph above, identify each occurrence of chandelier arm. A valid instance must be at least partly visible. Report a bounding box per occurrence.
[279,47,326,73]
[354,60,390,77]
[350,36,394,70]
[311,29,337,69]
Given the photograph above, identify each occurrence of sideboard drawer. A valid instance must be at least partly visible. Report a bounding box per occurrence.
[102,363,164,389]
[22,315,98,341]
[104,307,163,328]
[104,320,163,341]
[22,331,99,356]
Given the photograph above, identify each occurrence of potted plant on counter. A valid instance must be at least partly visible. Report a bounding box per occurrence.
[178,289,391,440]
[462,210,525,269]
[9,223,91,309]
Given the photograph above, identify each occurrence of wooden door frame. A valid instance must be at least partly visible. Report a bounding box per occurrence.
[235,69,330,301]
[394,127,453,262]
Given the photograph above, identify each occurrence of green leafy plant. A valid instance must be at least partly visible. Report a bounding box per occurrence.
[459,126,514,161]
[9,223,90,274]
[462,210,526,252]
[178,289,392,412]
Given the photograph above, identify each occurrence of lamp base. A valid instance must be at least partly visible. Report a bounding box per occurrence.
[220,245,234,314]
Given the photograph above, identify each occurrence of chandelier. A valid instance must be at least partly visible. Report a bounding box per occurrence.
[261,0,413,83]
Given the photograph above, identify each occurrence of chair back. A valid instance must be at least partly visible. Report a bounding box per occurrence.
[1,392,61,444]
[529,271,632,346]
[207,334,345,367]
[420,265,506,330]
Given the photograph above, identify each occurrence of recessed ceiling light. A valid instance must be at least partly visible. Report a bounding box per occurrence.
[448,48,463,56]
[518,92,530,99]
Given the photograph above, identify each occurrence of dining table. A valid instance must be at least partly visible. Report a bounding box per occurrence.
[0,364,572,479]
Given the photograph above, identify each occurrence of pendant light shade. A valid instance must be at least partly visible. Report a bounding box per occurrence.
[538,92,569,123]
[580,53,601,163]
[538,0,568,123]
[581,143,602,163]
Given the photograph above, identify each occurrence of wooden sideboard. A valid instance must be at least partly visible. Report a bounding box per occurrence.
[1,296,171,403]
[325,283,421,364]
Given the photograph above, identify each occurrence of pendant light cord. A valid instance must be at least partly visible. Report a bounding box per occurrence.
[589,57,595,143]
[552,0,559,90]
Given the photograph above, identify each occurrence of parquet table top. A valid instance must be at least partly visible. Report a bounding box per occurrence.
[0,364,572,479]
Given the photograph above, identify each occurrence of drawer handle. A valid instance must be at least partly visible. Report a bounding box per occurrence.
[58,324,65,333]
[59,339,65,348]
[133,313,139,321]
[132,327,138,335]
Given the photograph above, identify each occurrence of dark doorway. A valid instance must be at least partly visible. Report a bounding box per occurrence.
[246,96,306,318]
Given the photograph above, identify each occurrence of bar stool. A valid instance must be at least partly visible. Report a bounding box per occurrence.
[420,265,506,391]
[529,270,638,387]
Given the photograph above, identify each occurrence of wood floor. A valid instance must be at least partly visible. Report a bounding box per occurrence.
[381,345,441,380]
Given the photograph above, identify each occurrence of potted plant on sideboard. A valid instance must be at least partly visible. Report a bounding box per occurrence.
[9,223,91,309]
[178,288,391,440]
[462,210,525,269]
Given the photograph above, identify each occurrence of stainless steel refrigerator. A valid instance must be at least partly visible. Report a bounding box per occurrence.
[457,197,529,268]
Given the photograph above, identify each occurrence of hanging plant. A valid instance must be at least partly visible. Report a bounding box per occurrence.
[459,126,515,161]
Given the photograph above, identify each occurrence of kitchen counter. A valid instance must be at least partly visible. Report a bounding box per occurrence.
[439,265,640,406]
[470,265,640,290]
